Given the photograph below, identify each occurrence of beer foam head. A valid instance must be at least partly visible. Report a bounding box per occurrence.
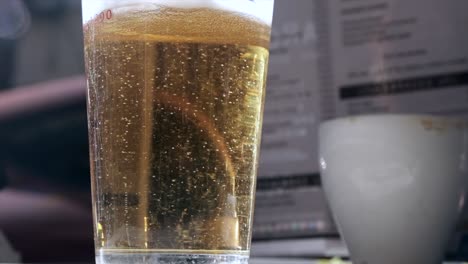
[82,0,274,26]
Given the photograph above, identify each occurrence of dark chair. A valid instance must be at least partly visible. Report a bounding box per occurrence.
[0,76,94,262]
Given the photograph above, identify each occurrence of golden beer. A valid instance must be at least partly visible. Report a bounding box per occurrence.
[84,5,270,260]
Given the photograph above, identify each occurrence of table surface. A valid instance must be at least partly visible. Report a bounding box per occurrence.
[0,260,464,264]
[251,259,467,264]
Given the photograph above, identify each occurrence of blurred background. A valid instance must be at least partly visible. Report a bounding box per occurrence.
[0,0,91,262]
[0,0,468,263]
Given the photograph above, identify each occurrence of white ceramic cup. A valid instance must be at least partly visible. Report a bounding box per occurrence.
[319,114,468,264]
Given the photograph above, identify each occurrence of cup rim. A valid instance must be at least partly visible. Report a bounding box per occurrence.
[318,113,468,137]
[319,113,466,132]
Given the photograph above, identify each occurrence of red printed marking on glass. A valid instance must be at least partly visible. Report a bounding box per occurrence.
[84,9,113,32]
[106,10,113,20]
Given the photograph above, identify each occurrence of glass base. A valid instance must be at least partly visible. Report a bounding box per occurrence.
[96,252,249,264]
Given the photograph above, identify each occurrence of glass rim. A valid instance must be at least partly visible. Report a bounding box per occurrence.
[81,0,275,26]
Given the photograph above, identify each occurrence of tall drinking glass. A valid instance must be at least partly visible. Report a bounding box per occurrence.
[81,1,274,263]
